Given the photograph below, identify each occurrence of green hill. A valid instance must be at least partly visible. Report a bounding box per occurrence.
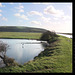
[0,26,48,33]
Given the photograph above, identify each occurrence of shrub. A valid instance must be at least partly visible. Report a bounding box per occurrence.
[0,41,18,66]
[4,56,15,66]
[40,31,58,43]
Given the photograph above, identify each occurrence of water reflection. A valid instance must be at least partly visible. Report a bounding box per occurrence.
[0,39,44,64]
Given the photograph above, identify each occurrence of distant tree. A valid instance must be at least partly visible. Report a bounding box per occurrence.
[0,41,15,66]
[40,31,58,43]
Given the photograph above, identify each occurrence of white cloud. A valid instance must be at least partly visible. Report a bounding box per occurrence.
[0,3,3,7]
[2,17,8,21]
[0,3,5,7]
[32,2,54,5]
[42,3,54,5]
[28,11,51,23]
[67,5,72,13]
[61,15,71,20]
[9,3,14,4]
[20,14,28,20]
[41,16,51,22]
[0,9,2,12]
[15,5,24,9]
[14,13,20,16]
[15,4,24,13]
[39,20,72,33]
[0,13,2,16]
[31,21,41,25]
[18,3,22,5]
[44,5,64,17]
[14,13,28,20]
[53,17,59,20]
[28,11,43,16]
[19,9,24,12]
[19,5,24,9]
[32,2,41,4]
[53,15,71,21]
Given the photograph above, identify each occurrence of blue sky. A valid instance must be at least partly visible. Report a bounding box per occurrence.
[0,2,72,33]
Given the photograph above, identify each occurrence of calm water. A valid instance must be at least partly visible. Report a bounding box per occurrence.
[0,39,44,64]
[57,33,72,38]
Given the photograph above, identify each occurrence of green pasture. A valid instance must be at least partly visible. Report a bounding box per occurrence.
[0,32,42,39]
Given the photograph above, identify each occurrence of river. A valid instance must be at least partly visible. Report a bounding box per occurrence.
[57,33,72,38]
[0,39,45,65]
[0,33,72,67]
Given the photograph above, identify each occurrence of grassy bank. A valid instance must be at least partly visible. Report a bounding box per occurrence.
[0,32,42,39]
[0,35,72,73]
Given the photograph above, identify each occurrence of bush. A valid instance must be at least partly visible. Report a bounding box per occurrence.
[40,31,58,43]
[0,41,18,66]
[0,41,8,53]
[4,56,19,66]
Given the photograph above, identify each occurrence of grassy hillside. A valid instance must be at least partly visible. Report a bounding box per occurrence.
[0,26,48,33]
[0,35,72,73]
[0,32,42,39]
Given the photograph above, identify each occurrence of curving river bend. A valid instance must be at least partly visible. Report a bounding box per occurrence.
[0,39,45,65]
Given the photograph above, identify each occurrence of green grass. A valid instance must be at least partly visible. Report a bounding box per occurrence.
[0,32,42,39]
[0,35,72,73]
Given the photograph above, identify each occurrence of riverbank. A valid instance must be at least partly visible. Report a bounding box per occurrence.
[0,35,72,73]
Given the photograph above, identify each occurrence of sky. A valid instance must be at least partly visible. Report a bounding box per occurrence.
[0,2,72,33]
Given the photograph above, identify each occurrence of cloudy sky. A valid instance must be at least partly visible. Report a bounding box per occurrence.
[0,2,72,33]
